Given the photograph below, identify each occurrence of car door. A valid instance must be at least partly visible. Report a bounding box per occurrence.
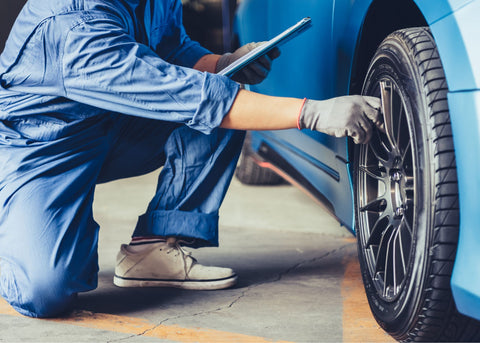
[235,0,358,227]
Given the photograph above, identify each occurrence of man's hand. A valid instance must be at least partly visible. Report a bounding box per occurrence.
[298,95,382,144]
[215,42,280,85]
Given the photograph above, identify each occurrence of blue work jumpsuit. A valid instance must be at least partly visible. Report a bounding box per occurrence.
[0,0,243,317]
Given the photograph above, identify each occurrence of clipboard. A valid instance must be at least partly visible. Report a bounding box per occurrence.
[218,17,313,78]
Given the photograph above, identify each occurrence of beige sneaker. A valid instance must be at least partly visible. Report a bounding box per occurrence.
[113,238,237,290]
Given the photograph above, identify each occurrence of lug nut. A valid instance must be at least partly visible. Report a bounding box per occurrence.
[395,207,405,217]
[391,171,402,182]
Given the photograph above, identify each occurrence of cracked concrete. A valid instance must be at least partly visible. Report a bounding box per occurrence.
[0,172,357,342]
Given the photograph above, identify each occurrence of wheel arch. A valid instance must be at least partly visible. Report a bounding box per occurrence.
[349,0,427,96]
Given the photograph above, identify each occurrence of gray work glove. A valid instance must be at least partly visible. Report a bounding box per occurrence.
[298,95,382,144]
[215,42,281,85]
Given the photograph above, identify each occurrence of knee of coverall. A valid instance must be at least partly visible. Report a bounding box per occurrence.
[0,259,79,318]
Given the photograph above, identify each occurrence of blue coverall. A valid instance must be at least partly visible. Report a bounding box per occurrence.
[0,0,243,318]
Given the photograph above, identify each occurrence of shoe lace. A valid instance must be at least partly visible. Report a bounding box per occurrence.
[165,237,197,277]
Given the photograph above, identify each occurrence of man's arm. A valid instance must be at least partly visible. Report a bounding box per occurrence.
[221,89,382,144]
[60,18,379,143]
[60,18,239,135]
[193,54,381,144]
[220,89,301,130]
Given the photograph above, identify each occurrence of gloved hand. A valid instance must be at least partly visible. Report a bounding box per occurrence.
[298,95,382,144]
[215,42,281,85]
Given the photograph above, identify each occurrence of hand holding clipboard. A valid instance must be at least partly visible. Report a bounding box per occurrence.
[217,17,312,79]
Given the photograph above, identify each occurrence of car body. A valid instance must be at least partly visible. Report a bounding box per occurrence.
[234,0,480,340]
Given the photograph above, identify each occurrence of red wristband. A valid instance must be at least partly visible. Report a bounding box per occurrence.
[297,98,308,130]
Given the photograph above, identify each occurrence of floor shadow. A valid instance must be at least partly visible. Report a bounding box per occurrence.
[74,246,351,316]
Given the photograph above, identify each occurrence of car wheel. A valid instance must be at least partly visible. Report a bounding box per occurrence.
[355,27,480,342]
[235,132,284,185]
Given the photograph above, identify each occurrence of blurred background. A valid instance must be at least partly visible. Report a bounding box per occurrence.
[182,0,238,54]
[0,0,27,52]
[0,0,238,54]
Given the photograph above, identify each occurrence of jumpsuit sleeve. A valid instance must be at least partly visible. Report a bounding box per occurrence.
[146,0,212,68]
[62,16,239,135]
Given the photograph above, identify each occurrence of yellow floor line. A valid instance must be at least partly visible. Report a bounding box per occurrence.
[0,298,291,343]
[341,243,396,343]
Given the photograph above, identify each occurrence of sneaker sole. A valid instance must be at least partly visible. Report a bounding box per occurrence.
[113,274,238,290]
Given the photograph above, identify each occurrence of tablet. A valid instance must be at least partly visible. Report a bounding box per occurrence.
[218,17,313,78]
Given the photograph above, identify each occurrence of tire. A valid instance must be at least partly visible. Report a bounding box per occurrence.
[235,132,284,185]
[354,27,480,342]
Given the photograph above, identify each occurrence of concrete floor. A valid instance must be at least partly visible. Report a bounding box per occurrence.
[0,171,395,343]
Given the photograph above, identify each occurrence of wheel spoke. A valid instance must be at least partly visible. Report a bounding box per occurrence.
[392,226,404,289]
[395,99,404,148]
[391,224,409,298]
[397,220,409,275]
[374,225,390,275]
[392,231,398,296]
[402,215,413,236]
[370,130,392,163]
[374,245,385,278]
[358,164,384,182]
[402,140,412,163]
[366,214,388,247]
[385,225,398,297]
[382,228,392,297]
[380,81,396,150]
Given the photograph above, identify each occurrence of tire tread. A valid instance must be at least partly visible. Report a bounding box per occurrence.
[392,27,480,342]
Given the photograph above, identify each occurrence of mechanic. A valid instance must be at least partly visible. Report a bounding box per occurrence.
[0,0,381,318]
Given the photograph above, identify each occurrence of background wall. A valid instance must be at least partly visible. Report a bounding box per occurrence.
[0,1,237,54]
[182,0,238,53]
[0,0,27,52]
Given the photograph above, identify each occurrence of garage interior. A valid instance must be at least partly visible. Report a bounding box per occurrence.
[0,1,393,342]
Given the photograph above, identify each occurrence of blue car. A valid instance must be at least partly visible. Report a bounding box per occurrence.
[234,0,480,341]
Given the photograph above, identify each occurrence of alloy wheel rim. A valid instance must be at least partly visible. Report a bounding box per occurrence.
[358,79,416,302]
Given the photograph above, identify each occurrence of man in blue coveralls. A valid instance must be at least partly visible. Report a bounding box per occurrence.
[0,0,381,318]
